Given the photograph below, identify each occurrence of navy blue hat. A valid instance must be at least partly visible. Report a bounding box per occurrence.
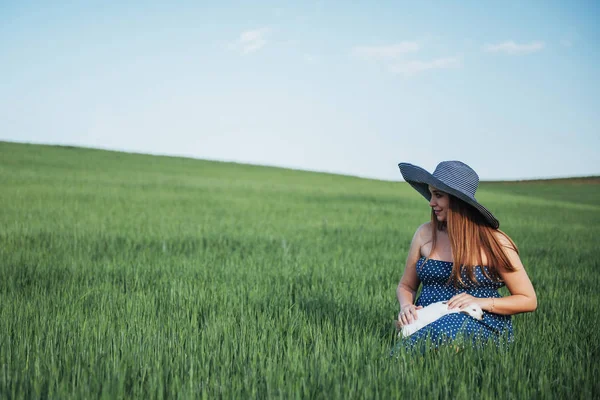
[398,161,499,229]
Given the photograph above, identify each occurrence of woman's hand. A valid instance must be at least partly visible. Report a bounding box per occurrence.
[447,293,487,311]
[398,304,423,326]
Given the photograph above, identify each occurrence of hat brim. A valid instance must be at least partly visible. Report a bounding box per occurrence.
[398,163,499,229]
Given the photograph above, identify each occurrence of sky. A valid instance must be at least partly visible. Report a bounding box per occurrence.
[1,0,599,181]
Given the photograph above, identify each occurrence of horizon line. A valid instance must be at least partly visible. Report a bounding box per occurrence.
[2,139,599,183]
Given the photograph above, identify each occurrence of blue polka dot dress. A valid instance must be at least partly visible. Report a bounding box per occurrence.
[397,257,513,352]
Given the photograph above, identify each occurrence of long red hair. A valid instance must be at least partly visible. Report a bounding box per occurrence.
[429,195,518,287]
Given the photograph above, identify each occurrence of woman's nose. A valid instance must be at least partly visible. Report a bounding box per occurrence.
[429,198,436,207]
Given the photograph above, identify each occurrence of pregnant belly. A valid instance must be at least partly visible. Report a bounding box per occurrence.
[416,285,502,307]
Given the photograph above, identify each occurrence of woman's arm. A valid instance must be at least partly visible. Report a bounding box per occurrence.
[487,240,537,314]
[396,223,428,325]
[448,233,537,315]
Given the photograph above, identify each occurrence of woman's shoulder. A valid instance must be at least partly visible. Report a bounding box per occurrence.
[492,229,518,251]
[406,222,434,264]
[414,222,434,244]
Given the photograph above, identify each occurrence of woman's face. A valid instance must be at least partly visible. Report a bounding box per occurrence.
[428,185,449,222]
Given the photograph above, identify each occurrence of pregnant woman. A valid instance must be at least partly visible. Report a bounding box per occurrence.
[394,161,537,352]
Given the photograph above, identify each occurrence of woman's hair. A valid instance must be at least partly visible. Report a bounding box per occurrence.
[429,194,518,287]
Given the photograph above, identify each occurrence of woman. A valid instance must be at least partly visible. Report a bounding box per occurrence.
[395,161,537,350]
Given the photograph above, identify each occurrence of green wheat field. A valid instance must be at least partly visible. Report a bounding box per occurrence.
[1,141,599,399]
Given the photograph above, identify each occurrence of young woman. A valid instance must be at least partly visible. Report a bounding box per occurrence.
[395,161,537,350]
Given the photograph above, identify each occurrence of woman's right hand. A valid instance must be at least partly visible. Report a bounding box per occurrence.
[398,304,423,326]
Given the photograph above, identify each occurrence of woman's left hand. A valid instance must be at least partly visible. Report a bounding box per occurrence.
[447,293,483,310]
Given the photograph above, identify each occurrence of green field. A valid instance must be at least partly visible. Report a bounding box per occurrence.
[1,141,599,399]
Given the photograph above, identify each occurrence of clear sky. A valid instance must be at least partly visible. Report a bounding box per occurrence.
[1,1,599,181]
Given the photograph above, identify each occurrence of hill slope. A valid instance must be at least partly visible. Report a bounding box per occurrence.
[1,141,598,398]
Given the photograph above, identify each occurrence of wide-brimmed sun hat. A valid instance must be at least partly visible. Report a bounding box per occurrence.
[398,160,499,229]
